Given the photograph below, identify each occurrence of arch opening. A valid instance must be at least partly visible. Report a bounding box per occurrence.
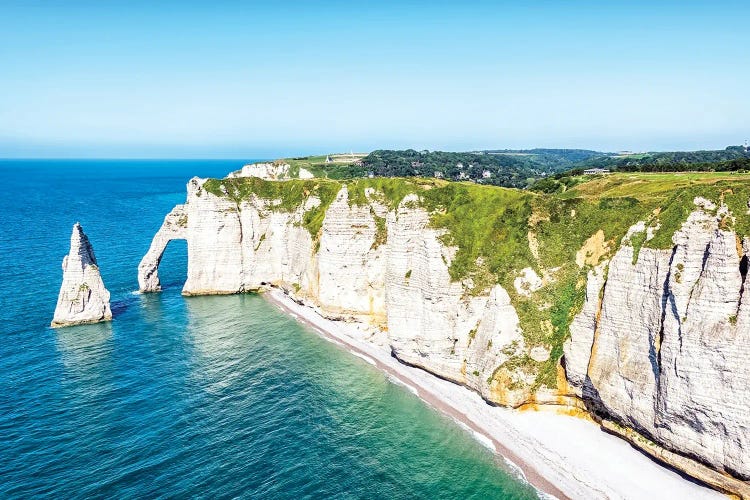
[158,239,188,291]
[138,204,189,292]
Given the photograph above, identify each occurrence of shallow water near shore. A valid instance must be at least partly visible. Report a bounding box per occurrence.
[0,160,538,498]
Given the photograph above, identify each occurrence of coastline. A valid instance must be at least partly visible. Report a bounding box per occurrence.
[263,287,724,500]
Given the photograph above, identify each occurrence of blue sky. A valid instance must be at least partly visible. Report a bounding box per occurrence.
[0,0,748,158]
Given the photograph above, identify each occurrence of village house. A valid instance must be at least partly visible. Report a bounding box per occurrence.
[583,168,611,175]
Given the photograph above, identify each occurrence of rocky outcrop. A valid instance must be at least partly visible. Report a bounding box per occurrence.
[384,194,528,405]
[656,210,749,482]
[565,201,750,489]
[584,244,671,434]
[51,223,112,327]
[227,162,314,180]
[562,261,607,395]
[143,181,750,493]
[180,177,317,295]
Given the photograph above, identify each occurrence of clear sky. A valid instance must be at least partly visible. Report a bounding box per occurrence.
[0,0,748,158]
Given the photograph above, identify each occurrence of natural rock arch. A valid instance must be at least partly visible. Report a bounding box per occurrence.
[138,205,188,292]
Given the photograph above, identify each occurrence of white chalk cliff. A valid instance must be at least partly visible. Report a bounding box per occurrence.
[564,202,750,492]
[227,162,314,180]
[141,178,750,496]
[52,223,112,328]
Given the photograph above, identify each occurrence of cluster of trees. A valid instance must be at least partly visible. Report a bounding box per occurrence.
[579,146,750,172]
[528,171,586,194]
[613,156,750,173]
[361,149,576,188]
[482,149,606,170]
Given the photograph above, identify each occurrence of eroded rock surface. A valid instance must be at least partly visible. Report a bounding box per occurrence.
[566,204,750,482]
[51,223,112,327]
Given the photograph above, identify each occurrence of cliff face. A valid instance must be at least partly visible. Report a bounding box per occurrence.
[565,202,750,483]
[52,223,112,328]
[383,193,528,404]
[139,179,530,405]
[140,176,750,493]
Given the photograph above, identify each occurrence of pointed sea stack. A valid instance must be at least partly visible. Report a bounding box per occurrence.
[51,223,112,328]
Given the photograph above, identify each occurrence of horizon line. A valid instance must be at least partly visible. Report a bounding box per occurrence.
[0,142,745,161]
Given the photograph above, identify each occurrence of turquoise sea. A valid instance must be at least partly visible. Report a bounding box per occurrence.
[0,160,538,499]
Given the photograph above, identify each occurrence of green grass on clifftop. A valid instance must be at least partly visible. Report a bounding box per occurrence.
[561,172,750,248]
[281,156,368,179]
[201,171,750,392]
[202,177,341,238]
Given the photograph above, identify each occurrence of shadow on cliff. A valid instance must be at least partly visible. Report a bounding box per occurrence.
[581,374,607,418]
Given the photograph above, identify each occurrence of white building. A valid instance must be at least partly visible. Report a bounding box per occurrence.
[583,168,611,175]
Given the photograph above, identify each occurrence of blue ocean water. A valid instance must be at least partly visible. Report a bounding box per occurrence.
[0,160,538,499]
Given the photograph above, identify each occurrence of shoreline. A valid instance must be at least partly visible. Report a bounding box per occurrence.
[264,290,566,499]
[263,288,724,500]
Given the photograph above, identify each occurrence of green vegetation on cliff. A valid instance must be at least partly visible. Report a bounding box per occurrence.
[558,172,750,248]
[421,183,534,286]
[202,171,750,391]
[202,176,341,238]
[347,177,428,209]
[280,155,368,179]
